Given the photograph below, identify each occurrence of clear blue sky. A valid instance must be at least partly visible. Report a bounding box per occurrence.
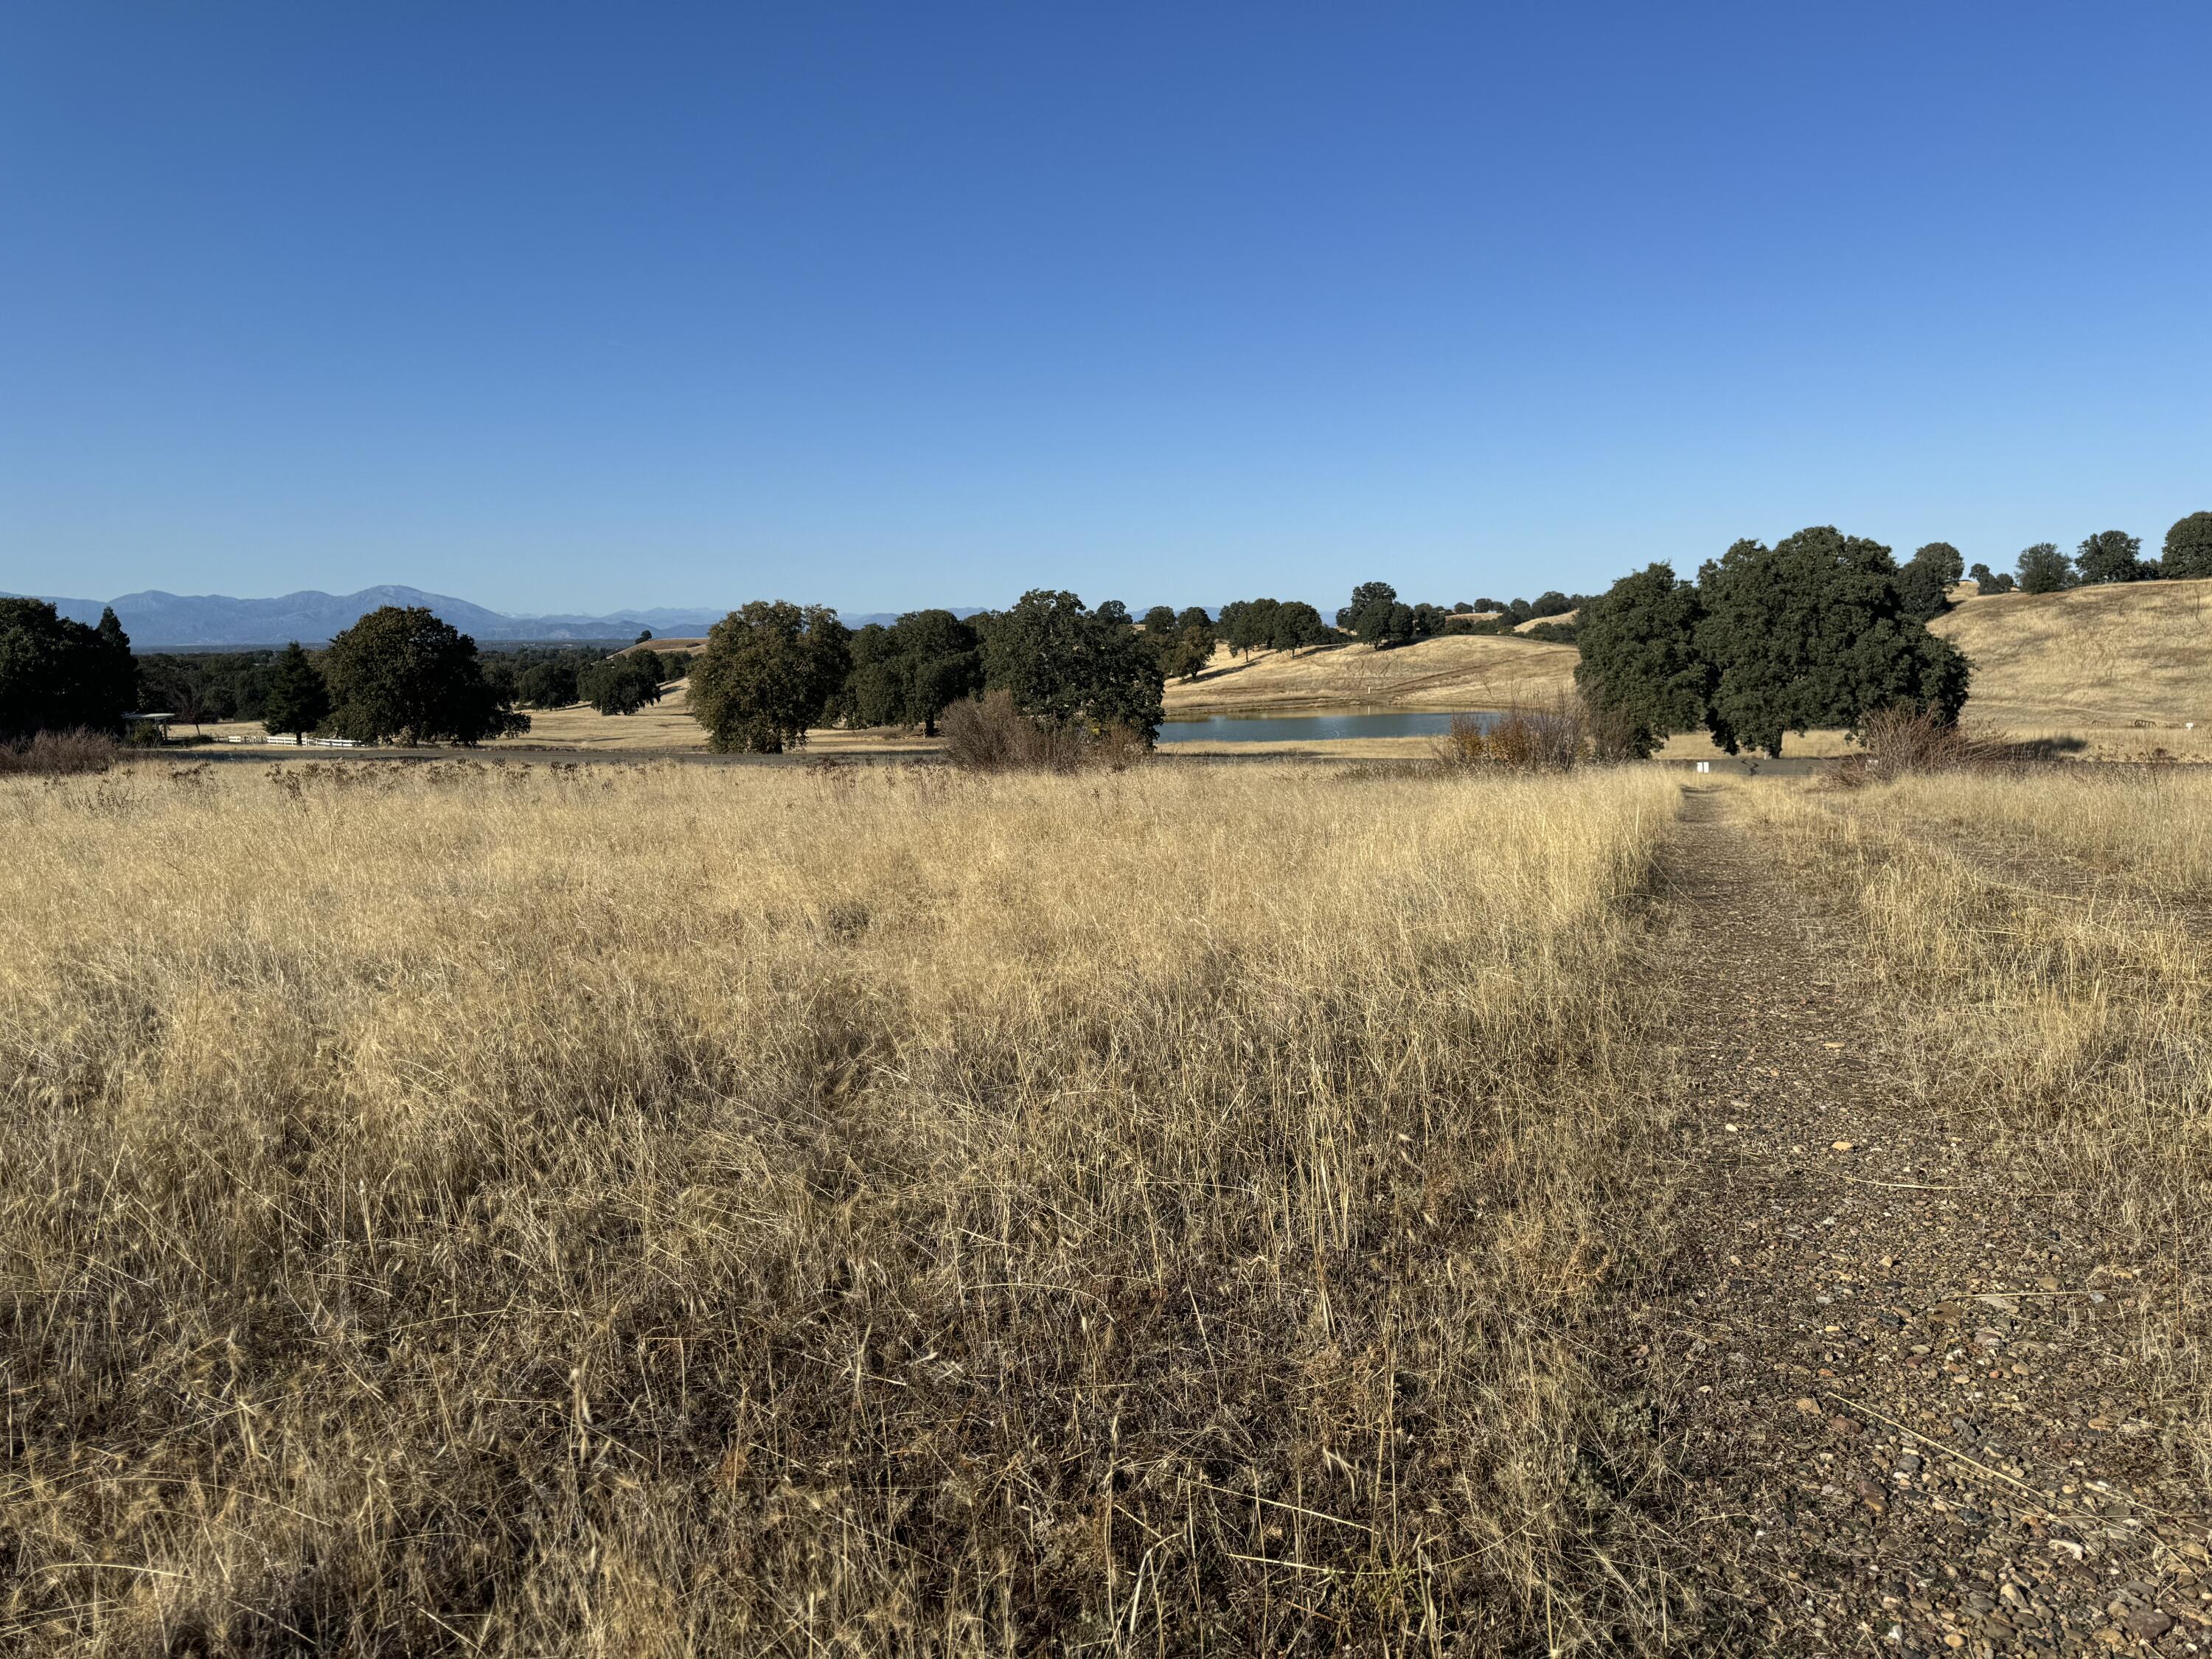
[5,2,2208,617]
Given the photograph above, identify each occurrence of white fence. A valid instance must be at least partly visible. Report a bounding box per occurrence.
[222,734,363,748]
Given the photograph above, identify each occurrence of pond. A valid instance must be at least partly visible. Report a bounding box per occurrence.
[1155,709,1503,745]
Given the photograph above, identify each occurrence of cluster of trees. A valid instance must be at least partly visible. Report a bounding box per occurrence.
[256,630,689,742]
[109,608,541,745]
[119,638,660,737]
[1575,528,1971,758]
[0,599,138,740]
[14,507,2208,758]
[0,599,515,748]
[1969,515,2212,595]
[685,591,1168,754]
[1215,597,1331,658]
[1338,582,1444,648]
[830,611,983,734]
[1454,591,1590,636]
[1138,605,1220,680]
[501,646,613,710]
[1327,583,1598,647]
[136,648,288,727]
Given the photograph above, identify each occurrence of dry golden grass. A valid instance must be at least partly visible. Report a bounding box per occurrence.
[485,692,712,749]
[1929,577,2212,728]
[1512,610,1577,634]
[1164,636,1581,717]
[198,685,933,757]
[0,760,1682,1652]
[1739,770,2212,1481]
[486,684,935,755]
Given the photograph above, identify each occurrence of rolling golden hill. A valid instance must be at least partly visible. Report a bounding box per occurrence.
[1162,634,1581,715]
[1930,577,2212,727]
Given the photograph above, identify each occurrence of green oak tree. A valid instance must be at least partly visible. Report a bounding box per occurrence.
[1895,541,1964,622]
[2160,512,2212,580]
[2015,543,2075,594]
[1573,563,1708,758]
[2074,529,2151,585]
[978,589,1164,736]
[577,653,667,715]
[321,607,529,745]
[689,602,851,753]
[1694,528,1970,757]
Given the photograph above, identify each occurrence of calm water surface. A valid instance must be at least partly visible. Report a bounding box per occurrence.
[1157,709,1502,744]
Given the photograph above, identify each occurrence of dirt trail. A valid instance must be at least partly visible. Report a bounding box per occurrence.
[1645,787,2208,1655]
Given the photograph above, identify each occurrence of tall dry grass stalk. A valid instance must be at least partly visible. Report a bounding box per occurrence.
[1742,771,2212,1483]
[0,759,1680,1652]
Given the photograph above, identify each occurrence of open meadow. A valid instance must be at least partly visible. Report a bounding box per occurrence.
[6,755,2208,1652]
[0,759,1688,1652]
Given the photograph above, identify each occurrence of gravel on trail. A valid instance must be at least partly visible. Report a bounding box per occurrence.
[1634,786,2209,1655]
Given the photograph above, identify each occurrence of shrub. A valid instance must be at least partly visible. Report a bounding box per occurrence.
[939,688,1145,772]
[1437,699,1587,771]
[0,728,118,776]
[1850,705,2017,776]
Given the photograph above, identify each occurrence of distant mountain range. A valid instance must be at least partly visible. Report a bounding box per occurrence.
[3,585,947,647]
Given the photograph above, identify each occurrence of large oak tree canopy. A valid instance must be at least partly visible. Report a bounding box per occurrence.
[1574,529,1972,758]
[321,606,529,745]
[688,601,852,754]
[975,590,1164,736]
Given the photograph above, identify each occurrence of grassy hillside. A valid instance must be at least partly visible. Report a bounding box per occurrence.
[1158,579,2212,731]
[1513,607,1578,633]
[1932,577,2212,727]
[1163,633,1580,714]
